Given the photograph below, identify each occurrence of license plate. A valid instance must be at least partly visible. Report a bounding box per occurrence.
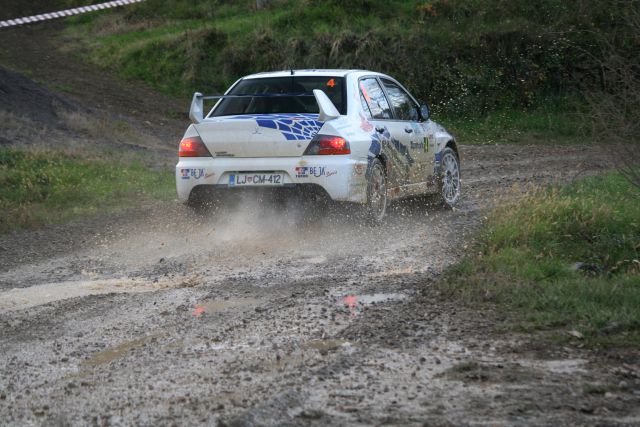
[229,173,284,186]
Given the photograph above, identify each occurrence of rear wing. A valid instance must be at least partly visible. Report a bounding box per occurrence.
[189,89,340,124]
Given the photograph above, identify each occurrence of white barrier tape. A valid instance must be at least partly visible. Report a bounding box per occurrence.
[0,0,146,29]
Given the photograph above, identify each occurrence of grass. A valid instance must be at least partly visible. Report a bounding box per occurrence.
[441,100,589,145]
[440,172,640,348]
[0,149,174,234]
[59,0,636,122]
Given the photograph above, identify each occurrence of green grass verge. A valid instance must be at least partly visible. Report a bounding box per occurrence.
[60,0,636,122]
[442,100,588,145]
[0,149,174,234]
[441,172,640,347]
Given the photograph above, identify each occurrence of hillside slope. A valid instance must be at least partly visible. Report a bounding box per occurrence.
[62,0,637,118]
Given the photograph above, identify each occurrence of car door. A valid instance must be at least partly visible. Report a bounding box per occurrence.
[358,77,413,188]
[380,78,431,184]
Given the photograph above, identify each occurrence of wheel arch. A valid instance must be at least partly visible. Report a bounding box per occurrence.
[445,139,459,159]
[376,153,389,174]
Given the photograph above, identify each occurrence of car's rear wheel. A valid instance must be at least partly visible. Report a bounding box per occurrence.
[186,186,217,214]
[438,147,461,207]
[364,158,388,223]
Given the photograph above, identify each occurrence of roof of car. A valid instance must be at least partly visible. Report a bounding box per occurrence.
[242,69,382,79]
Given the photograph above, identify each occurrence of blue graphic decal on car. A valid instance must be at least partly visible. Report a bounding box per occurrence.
[366,127,413,184]
[229,114,323,141]
[366,128,389,170]
[434,150,443,175]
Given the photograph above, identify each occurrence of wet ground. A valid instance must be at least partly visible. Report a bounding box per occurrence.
[1,18,639,426]
[2,142,639,426]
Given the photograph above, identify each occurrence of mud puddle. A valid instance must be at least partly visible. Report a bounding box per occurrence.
[0,277,179,313]
[82,335,159,367]
[339,292,409,313]
[192,297,262,317]
[306,339,350,354]
[519,358,589,374]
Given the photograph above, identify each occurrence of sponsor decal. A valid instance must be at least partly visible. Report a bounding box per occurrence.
[205,172,216,179]
[215,151,235,157]
[295,167,308,178]
[410,140,425,150]
[180,168,205,180]
[295,166,336,178]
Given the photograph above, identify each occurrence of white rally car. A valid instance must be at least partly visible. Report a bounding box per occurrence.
[176,69,460,221]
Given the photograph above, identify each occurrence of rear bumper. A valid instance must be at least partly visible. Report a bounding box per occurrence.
[175,156,368,204]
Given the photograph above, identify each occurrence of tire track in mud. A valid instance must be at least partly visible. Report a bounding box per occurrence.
[2,143,637,426]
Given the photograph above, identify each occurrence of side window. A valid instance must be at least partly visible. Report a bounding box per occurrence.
[359,78,392,119]
[381,79,418,121]
[360,92,372,119]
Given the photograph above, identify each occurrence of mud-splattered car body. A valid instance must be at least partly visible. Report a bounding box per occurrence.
[176,70,459,217]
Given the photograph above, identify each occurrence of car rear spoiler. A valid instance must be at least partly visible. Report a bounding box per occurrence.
[189,89,340,124]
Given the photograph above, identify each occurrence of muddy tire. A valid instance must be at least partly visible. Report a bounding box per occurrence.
[364,158,388,223]
[438,147,461,208]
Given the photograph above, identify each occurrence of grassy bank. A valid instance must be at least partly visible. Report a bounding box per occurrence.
[61,0,637,120]
[443,99,587,145]
[441,173,640,347]
[0,149,174,234]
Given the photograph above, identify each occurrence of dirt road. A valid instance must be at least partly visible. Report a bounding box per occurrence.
[3,141,639,426]
[1,18,639,427]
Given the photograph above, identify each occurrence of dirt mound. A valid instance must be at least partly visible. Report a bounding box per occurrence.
[0,66,80,129]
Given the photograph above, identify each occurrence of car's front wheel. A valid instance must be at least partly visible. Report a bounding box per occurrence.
[364,158,388,223]
[438,147,461,207]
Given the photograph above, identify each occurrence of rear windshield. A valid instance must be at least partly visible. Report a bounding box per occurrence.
[209,76,346,117]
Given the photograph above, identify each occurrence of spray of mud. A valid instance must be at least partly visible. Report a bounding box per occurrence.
[0,191,456,312]
[101,191,436,269]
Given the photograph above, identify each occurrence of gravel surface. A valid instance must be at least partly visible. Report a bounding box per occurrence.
[2,20,638,427]
[3,142,639,426]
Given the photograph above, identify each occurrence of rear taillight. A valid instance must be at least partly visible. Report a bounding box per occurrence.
[304,135,351,155]
[179,136,211,157]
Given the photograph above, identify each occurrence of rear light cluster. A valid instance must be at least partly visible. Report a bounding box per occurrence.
[179,136,211,157]
[304,135,351,155]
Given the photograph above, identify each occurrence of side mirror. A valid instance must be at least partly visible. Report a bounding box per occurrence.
[419,104,430,121]
[189,92,204,124]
